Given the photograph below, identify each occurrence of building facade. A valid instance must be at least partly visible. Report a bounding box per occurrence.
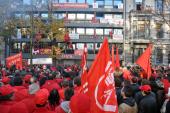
[4,0,170,66]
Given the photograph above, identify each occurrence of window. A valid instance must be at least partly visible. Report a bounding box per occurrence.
[68,28,76,34]
[77,14,85,20]
[104,29,112,35]
[58,13,66,19]
[76,43,84,49]
[86,28,94,35]
[96,0,104,6]
[114,0,123,8]
[86,14,94,20]
[69,0,76,3]
[77,28,85,34]
[68,14,76,20]
[77,0,85,3]
[114,14,123,19]
[86,0,93,6]
[41,13,48,18]
[156,48,163,64]
[23,0,31,5]
[114,29,123,35]
[59,0,66,3]
[87,43,94,50]
[96,29,103,35]
[105,0,113,6]
[155,0,163,12]
[96,13,104,19]
[104,14,113,19]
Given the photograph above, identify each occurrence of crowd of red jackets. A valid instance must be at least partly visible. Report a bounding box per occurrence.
[0,64,170,113]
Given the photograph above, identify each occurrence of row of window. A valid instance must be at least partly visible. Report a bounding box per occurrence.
[10,42,123,54]
[68,28,123,35]
[23,0,123,7]
[15,13,123,20]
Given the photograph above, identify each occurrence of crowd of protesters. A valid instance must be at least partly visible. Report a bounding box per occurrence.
[0,63,170,113]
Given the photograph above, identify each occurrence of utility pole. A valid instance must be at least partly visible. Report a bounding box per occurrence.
[123,0,126,65]
[30,0,34,66]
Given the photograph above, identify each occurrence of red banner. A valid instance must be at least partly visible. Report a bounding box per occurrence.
[6,52,23,70]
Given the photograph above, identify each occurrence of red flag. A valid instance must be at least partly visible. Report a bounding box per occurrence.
[112,45,115,71]
[81,44,88,93]
[87,38,118,113]
[136,44,152,79]
[115,47,120,68]
[6,52,23,70]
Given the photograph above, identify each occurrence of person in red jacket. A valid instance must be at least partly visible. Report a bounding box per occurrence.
[33,89,55,113]
[0,85,16,113]
[69,93,90,113]
[13,76,29,101]
[1,77,10,85]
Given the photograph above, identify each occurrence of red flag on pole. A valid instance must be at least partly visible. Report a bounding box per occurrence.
[81,44,88,93]
[112,45,115,71]
[6,52,23,70]
[136,44,152,79]
[115,47,120,68]
[87,38,118,113]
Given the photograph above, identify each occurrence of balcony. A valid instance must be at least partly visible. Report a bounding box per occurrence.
[14,5,123,13]
[64,20,123,28]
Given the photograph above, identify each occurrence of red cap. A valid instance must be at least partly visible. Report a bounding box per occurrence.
[0,85,14,96]
[140,85,151,92]
[24,74,32,82]
[70,93,90,113]
[1,77,10,84]
[35,89,49,105]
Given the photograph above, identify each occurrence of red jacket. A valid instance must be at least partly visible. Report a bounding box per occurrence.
[13,86,29,101]
[33,107,56,113]
[55,106,66,113]
[21,95,36,113]
[41,80,61,92]
[0,101,16,113]
[9,101,29,113]
[162,79,170,94]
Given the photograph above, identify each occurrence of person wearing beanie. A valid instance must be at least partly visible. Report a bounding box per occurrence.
[138,85,157,113]
[33,89,55,113]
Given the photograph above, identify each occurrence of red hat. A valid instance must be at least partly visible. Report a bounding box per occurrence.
[35,89,49,105]
[0,85,14,96]
[1,77,10,84]
[140,85,151,92]
[24,74,32,82]
[70,93,90,113]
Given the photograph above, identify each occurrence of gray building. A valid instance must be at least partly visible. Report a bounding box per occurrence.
[3,0,170,66]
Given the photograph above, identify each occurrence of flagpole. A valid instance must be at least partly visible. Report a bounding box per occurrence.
[123,0,126,66]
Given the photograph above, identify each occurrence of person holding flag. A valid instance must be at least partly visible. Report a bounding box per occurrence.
[87,38,118,113]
